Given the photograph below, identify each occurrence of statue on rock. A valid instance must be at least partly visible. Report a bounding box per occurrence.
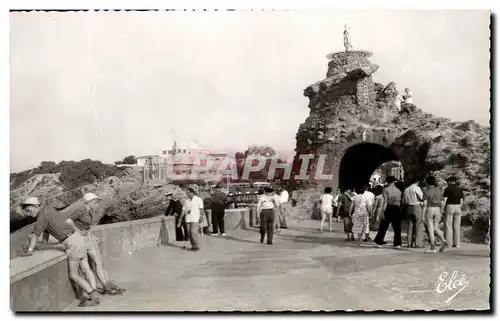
[394,93,402,111]
[343,23,353,52]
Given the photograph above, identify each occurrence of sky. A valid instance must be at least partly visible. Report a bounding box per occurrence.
[9,10,490,172]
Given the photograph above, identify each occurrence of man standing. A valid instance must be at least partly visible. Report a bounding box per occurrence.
[278,186,289,229]
[443,176,464,248]
[403,178,425,248]
[422,176,447,253]
[332,189,341,223]
[210,185,227,236]
[165,192,188,241]
[178,187,204,251]
[257,187,279,244]
[374,176,402,249]
[20,197,100,307]
[272,189,283,233]
[255,188,265,226]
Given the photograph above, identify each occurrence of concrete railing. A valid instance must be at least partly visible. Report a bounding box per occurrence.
[10,208,252,311]
[10,215,176,312]
[207,208,253,230]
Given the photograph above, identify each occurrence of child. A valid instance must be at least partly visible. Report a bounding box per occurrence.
[320,187,334,233]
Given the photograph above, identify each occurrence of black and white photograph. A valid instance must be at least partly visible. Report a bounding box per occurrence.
[6,3,493,313]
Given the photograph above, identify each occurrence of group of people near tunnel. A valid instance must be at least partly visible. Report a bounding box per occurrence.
[323,174,464,252]
[18,193,126,307]
[163,184,290,247]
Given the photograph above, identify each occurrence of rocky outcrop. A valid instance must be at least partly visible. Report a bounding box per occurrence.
[9,174,190,233]
[294,48,490,242]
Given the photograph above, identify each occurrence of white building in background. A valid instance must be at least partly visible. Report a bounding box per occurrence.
[136,155,160,167]
[138,139,236,182]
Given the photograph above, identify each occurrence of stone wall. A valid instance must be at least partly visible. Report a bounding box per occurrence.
[326,51,373,76]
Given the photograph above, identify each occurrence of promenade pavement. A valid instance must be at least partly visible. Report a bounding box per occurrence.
[75,219,491,311]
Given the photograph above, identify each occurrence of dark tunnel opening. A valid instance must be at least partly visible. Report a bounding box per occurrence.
[338,143,400,191]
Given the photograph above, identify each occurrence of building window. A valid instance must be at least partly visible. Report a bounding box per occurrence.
[162,151,167,155]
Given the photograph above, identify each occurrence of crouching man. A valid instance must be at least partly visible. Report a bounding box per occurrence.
[63,193,125,295]
[20,197,100,307]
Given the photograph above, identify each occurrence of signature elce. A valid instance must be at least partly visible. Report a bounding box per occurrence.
[436,270,470,303]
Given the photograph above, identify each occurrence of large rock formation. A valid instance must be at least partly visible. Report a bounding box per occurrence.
[294,49,490,241]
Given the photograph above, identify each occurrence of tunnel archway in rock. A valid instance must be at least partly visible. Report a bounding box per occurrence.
[338,143,400,191]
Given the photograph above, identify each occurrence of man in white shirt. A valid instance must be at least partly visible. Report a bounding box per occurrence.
[403,179,424,248]
[362,185,375,240]
[272,190,283,233]
[402,88,413,104]
[178,187,204,251]
[257,187,280,244]
[278,186,289,229]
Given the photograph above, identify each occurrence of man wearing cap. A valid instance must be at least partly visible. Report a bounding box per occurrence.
[20,197,100,307]
[178,187,204,251]
[63,193,125,295]
[164,192,188,241]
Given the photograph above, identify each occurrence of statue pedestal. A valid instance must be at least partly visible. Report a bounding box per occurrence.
[325,50,374,77]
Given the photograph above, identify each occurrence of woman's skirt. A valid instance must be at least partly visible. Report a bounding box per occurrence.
[352,212,368,234]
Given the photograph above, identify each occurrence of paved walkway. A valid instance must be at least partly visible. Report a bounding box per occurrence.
[75,219,490,311]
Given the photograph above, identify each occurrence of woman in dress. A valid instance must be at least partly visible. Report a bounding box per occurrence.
[349,185,371,246]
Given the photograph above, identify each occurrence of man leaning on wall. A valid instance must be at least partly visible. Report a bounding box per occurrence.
[19,197,101,307]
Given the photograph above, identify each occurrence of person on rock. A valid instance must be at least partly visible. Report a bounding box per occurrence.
[374,176,403,249]
[60,193,126,296]
[422,176,447,253]
[165,192,188,241]
[257,187,280,245]
[178,187,204,251]
[337,188,356,241]
[319,187,334,233]
[349,185,372,246]
[402,88,413,104]
[20,197,101,307]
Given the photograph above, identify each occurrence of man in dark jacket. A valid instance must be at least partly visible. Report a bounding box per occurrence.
[164,192,188,241]
[210,185,227,236]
